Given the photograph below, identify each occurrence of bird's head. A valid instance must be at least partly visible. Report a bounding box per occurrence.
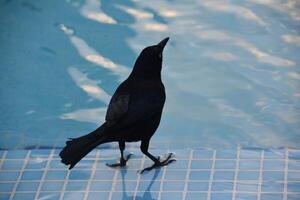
[130,37,169,79]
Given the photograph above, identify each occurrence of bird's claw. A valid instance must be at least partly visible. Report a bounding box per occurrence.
[140,153,176,174]
[106,153,133,168]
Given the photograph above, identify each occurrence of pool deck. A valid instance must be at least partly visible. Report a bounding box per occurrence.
[0,148,299,200]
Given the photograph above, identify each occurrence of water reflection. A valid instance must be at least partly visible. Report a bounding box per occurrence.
[199,1,266,26]
[80,0,117,24]
[67,67,111,103]
[203,51,238,62]
[250,0,300,21]
[119,168,160,200]
[119,5,168,32]
[282,34,300,46]
[60,107,106,124]
[0,0,299,149]
[59,23,129,78]
[197,30,295,67]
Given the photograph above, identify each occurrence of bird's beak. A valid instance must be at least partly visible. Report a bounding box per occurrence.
[157,37,169,52]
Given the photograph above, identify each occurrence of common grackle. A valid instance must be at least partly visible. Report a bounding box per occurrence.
[59,37,175,173]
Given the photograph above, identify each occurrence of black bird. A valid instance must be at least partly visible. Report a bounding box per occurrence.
[59,37,175,172]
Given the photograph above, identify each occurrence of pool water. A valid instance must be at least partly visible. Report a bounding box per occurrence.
[0,0,300,199]
[0,0,299,149]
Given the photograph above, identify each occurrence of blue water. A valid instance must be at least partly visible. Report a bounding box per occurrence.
[0,0,299,149]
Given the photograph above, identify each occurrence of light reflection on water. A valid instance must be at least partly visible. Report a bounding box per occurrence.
[0,0,299,149]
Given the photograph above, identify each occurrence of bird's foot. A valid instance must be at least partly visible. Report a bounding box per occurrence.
[106,154,133,168]
[141,153,176,174]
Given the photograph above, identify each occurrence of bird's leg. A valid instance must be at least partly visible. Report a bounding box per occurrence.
[140,140,176,173]
[106,141,132,167]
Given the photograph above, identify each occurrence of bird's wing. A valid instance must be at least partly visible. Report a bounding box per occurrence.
[105,94,130,126]
[105,89,165,128]
[117,89,165,127]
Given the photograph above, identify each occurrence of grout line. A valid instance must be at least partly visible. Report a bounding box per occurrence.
[0,157,292,161]
[108,155,119,200]
[133,153,145,199]
[0,150,8,169]
[59,168,70,200]
[283,149,289,200]
[257,150,264,200]
[58,149,75,200]
[34,149,55,200]
[182,149,193,200]
[0,190,300,194]
[0,179,299,184]
[232,146,240,200]
[157,153,168,200]
[83,149,100,200]
[206,149,216,200]
[1,168,299,172]
[9,150,31,200]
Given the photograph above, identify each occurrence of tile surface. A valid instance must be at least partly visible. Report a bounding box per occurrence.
[0,148,299,199]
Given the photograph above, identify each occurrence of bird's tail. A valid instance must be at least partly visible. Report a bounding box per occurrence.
[59,124,109,169]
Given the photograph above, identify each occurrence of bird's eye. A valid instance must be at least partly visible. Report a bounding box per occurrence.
[158,53,162,58]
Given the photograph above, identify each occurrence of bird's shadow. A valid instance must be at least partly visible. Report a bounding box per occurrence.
[119,168,160,200]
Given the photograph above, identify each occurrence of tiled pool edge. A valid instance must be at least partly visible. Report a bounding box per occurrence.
[0,148,299,200]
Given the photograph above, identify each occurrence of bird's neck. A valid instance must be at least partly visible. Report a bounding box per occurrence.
[128,72,162,83]
[128,64,162,82]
